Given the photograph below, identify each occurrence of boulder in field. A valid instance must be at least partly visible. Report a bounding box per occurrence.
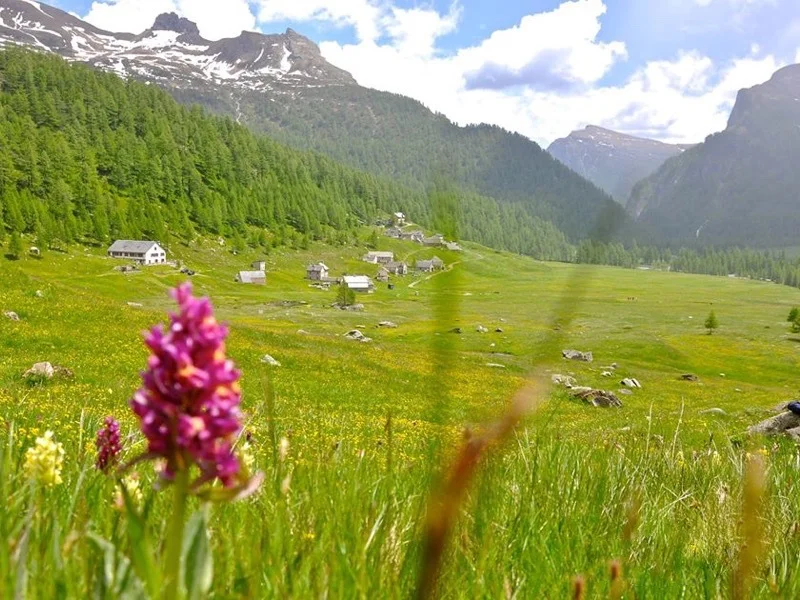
[450,327,463,334]
[345,330,372,343]
[562,349,593,362]
[260,354,281,367]
[486,363,506,369]
[378,321,398,328]
[620,378,642,388]
[601,371,613,377]
[24,362,54,379]
[699,408,727,417]
[3,311,20,321]
[681,374,699,382]
[476,325,488,333]
[572,388,622,408]
[551,374,577,388]
[748,411,800,436]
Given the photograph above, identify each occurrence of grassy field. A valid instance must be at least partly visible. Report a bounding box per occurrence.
[2,235,800,598]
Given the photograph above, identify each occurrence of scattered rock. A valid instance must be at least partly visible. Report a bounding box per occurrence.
[341,304,365,312]
[611,362,619,369]
[297,329,310,335]
[378,321,398,329]
[23,362,55,379]
[620,378,642,389]
[260,354,281,367]
[35,290,43,298]
[495,328,504,333]
[570,386,593,394]
[476,325,488,333]
[486,363,506,369]
[551,374,577,388]
[345,330,372,343]
[786,427,800,443]
[499,318,507,323]
[126,302,143,308]
[572,388,622,408]
[618,389,633,396]
[53,366,74,378]
[748,411,800,436]
[450,327,463,334]
[562,349,593,362]
[3,311,20,321]
[680,374,699,382]
[699,408,727,417]
[601,371,613,377]
[719,373,726,377]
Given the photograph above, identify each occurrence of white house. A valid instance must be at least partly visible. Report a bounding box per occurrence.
[362,251,394,264]
[342,275,375,293]
[393,212,406,226]
[307,263,330,280]
[107,240,167,265]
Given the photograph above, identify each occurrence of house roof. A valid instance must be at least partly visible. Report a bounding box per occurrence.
[108,240,158,253]
[416,260,434,268]
[366,251,394,258]
[342,275,373,288]
[308,263,329,271]
[386,261,406,269]
[238,271,266,283]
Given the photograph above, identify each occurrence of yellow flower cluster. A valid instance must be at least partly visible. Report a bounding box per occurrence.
[23,431,65,487]
[114,474,143,510]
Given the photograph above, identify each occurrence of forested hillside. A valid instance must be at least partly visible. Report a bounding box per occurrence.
[0,1,627,243]
[628,64,800,247]
[0,49,572,260]
[214,84,627,240]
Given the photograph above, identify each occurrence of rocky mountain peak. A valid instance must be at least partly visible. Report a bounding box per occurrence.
[151,12,199,36]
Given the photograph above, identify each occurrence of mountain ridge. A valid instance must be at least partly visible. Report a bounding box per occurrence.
[547,125,691,203]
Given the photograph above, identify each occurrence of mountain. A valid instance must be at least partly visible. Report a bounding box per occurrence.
[0,0,626,241]
[547,126,690,203]
[628,64,800,247]
[0,48,575,260]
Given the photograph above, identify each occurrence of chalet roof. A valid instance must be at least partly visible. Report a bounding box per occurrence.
[108,240,158,253]
[416,260,434,269]
[342,275,373,288]
[238,271,266,283]
[386,261,407,269]
[366,251,394,258]
[307,263,329,272]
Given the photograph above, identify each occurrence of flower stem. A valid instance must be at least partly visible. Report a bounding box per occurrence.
[164,468,189,599]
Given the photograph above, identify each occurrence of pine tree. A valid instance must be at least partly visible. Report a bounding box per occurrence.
[788,307,799,323]
[704,310,719,335]
[7,230,22,259]
[336,283,355,307]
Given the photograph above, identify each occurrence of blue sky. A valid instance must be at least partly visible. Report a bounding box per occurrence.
[58,0,800,145]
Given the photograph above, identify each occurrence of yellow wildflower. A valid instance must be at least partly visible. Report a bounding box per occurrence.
[23,431,65,487]
[114,473,143,510]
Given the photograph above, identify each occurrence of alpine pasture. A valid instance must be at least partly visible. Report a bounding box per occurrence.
[2,236,800,598]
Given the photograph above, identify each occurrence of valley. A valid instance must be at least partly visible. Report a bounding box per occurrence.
[3,234,800,596]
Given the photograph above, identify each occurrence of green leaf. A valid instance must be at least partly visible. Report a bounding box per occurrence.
[88,533,146,600]
[120,484,160,598]
[181,508,213,600]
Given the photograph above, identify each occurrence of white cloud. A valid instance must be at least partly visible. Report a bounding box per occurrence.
[256,0,383,43]
[319,0,782,146]
[83,0,257,40]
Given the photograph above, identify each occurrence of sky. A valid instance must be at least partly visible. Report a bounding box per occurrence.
[54,0,800,147]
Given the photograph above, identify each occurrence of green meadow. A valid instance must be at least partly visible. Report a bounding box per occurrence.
[2,235,800,598]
